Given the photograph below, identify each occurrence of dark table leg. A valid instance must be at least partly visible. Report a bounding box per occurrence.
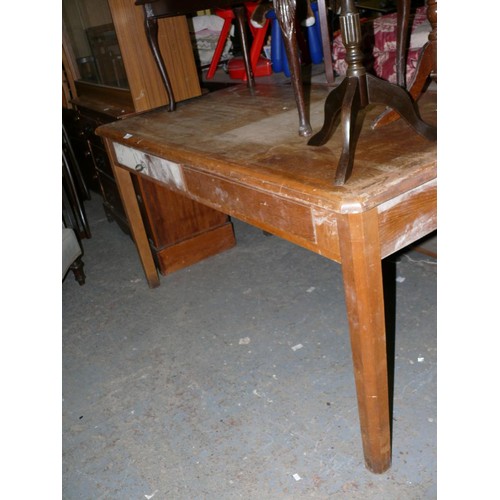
[143,5,177,112]
[234,6,256,90]
[396,0,410,87]
[273,0,313,137]
[318,0,335,85]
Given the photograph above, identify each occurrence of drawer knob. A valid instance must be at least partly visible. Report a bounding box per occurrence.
[135,163,145,172]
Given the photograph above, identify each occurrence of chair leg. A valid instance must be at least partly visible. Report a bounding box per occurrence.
[317,0,335,85]
[70,258,86,286]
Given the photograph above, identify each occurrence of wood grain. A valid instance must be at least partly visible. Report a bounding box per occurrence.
[108,0,201,111]
[338,209,391,473]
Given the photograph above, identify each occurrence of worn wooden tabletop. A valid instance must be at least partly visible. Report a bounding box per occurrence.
[97,83,436,214]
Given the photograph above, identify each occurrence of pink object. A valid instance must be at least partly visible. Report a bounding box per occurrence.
[332,6,431,85]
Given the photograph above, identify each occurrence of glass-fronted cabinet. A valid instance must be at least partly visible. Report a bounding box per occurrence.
[63,0,202,111]
[63,0,128,90]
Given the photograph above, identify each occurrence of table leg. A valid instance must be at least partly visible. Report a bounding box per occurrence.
[273,0,313,137]
[112,164,160,289]
[396,0,411,88]
[142,6,176,112]
[338,209,391,473]
[317,0,335,85]
[234,6,256,89]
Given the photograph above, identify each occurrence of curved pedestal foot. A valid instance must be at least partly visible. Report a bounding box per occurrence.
[367,74,436,141]
[372,42,435,129]
[309,73,436,185]
[337,78,362,185]
[308,78,349,146]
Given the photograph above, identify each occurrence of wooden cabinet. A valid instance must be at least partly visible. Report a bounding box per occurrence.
[63,0,236,275]
[63,107,100,193]
[133,176,236,275]
[63,85,136,234]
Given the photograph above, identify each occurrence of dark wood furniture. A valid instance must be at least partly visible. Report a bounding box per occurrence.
[65,88,135,234]
[133,0,335,129]
[63,122,91,241]
[135,0,257,111]
[307,0,435,185]
[97,83,437,473]
[131,0,434,185]
[275,0,436,185]
[374,0,437,127]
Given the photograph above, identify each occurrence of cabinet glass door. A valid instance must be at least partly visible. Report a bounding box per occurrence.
[63,0,129,89]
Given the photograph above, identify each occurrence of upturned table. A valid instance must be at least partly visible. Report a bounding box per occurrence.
[96,83,437,473]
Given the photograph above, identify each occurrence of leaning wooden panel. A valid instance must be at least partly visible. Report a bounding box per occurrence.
[108,0,201,112]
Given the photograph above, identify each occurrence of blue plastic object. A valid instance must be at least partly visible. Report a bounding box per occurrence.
[266,4,324,75]
[266,9,284,73]
[308,1,323,64]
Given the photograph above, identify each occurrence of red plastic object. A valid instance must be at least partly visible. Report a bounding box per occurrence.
[208,2,271,81]
[206,9,235,80]
[228,56,272,80]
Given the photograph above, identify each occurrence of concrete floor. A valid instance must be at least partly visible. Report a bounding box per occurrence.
[62,192,437,499]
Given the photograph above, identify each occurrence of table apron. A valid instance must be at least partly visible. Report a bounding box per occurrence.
[112,141,436,265]
[377,179,437,258]
[112,141,342,261]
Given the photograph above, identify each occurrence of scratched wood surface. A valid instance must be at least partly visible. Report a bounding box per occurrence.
[96,83,436,213]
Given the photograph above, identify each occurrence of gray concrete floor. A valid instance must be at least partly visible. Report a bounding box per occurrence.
[63,192,437,499]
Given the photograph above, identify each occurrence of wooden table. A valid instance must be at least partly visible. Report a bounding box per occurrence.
[96,83,437,473]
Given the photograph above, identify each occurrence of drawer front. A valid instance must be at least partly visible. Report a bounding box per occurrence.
[90,142,114,177]
[113,143,186,191]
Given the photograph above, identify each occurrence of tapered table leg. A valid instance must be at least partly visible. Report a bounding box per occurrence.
[395,0,411,88]
[338,209,391,473]
[104,139,161,289]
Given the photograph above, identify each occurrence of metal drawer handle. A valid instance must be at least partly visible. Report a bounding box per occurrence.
[135,163,145,172]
